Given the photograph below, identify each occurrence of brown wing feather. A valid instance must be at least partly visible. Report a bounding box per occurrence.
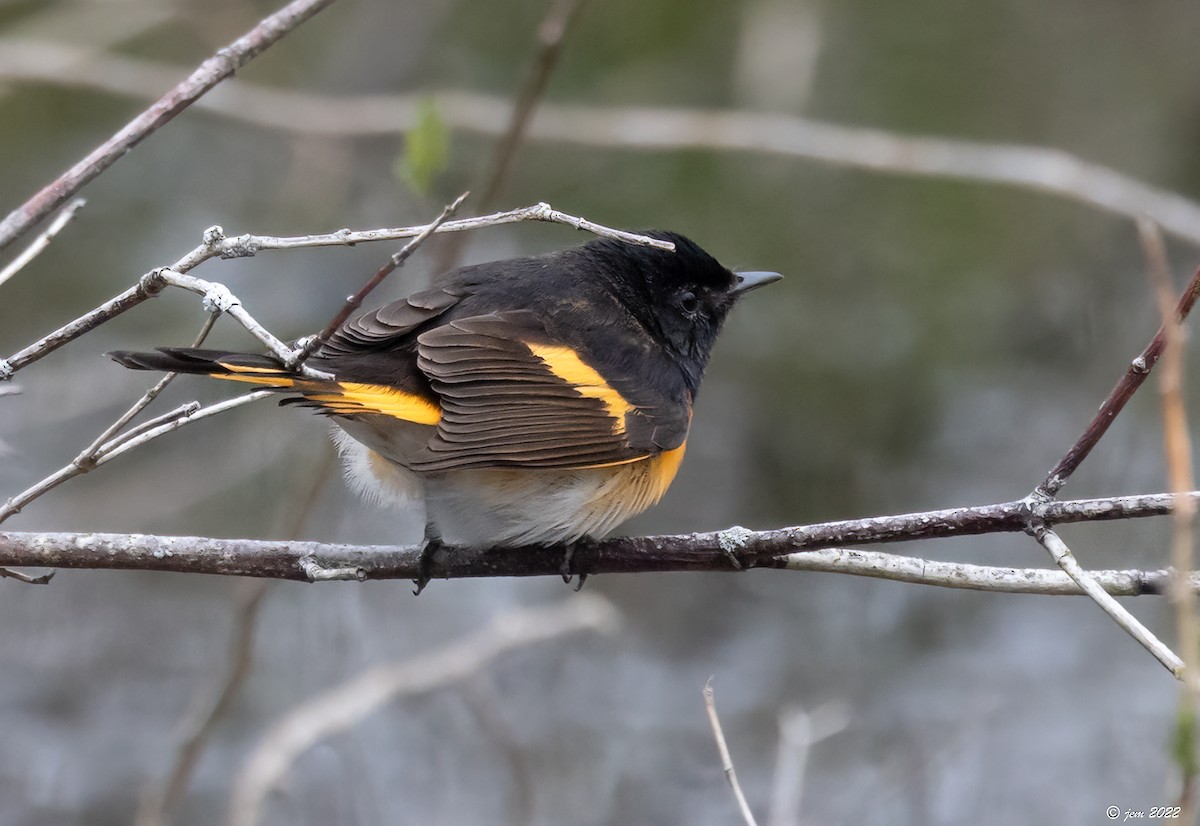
[411,312,685,471]
[318,286,463,357]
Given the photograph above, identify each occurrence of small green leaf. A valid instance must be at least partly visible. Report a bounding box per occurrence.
[397,98,449,196]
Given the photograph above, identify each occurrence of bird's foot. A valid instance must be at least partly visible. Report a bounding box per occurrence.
[559,541,589,591]
[413,533,444,596]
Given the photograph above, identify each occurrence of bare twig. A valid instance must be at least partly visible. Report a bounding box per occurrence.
[291,192,468,367]
[153,269,332,378]
[1034,527,1183,677]
[1039,262,1200,497]
[1,270,167,377]
[184,205,674,259]
[778,548,1200,595]
[0,567,53,585]
[1021,231,1200,683]
[0,316,218,527]
[0,198,85,288]
[0,0,337,252]
[6,42,1200,245]
[704,680,760,826]
[227,594,619,826]
[0,390,269,525]
[0,205,670,381]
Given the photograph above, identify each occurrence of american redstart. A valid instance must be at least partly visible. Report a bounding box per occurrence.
[110,231,780,551]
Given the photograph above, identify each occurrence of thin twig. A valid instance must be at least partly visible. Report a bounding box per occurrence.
[152,269,333,378]
[778,548,1200,595]
[0,567,53,585]
[0,198,85,289]
[227,594,619,826]
[1,270,167,377]
[0,0,337,252]
[7,43,1200,246]
[97,391,272,465]
[1039,262,1200,496]
[0,317,218,527]
[1034,527,1184,677]
[0,390,269,525]
[195,205,674,258]
[0,205,670,381]
[704,680,760,826]
[290,192,468,367]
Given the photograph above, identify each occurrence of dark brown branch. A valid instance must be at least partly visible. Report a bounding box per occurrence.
[0,0,336,254]
[1039,262,1200,496]
[0,491,1192,584]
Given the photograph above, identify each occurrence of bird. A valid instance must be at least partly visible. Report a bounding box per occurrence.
[109,230,780,565]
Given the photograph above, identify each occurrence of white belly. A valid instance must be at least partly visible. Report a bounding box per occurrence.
[332,425,685,547]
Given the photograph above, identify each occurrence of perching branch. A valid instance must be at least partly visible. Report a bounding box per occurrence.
[5,40,1200,246]
[1,490,1198,585]
[0,0,337,253]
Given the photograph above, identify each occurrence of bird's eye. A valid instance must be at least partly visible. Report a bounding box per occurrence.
[678,291,699,314]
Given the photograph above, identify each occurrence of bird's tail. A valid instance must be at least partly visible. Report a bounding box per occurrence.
[107,347,299,388]
[108,347,442,424]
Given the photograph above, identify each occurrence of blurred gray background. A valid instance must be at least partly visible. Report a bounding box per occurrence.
[2,0,1198,824]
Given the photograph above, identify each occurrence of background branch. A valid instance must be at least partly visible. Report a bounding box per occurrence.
[0,197,85,288]
[0,0,337,253]
[227,594,619,826]
[704,680,760,826]
[4,41,1200,245]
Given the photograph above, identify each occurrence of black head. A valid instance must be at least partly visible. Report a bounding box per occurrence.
[578,230,781,387]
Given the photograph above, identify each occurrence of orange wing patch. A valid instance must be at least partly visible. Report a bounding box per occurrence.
[303,381,441,425]
[212,366,441,426]
[525,343,634,433]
